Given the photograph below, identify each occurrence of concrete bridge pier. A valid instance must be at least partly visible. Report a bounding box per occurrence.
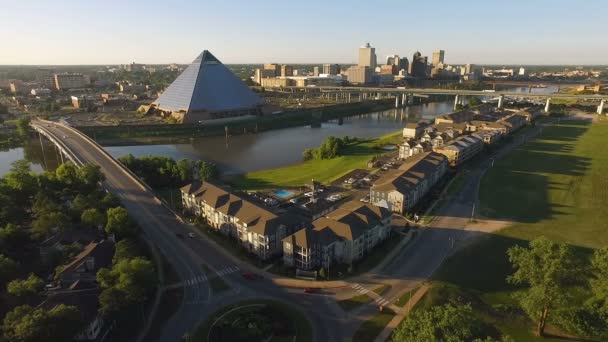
[545,98,552,113]
[454,95,460,110]
[497,95,504,109]
[598,100,605,115]
[402,94,407,106]
[408,95,414,105]
[395,95,399,108]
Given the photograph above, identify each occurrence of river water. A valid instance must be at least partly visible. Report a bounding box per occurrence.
[0,86,558,177]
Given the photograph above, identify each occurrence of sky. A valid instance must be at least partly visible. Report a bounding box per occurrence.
[1,0,607,65]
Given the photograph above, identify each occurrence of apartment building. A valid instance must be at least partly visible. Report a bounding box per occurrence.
[181,181,302,260]
[402,120,432,139]
[282,201,391,271]
[370,152,448,214]
[435,134,483,167]
[53,73,87,90]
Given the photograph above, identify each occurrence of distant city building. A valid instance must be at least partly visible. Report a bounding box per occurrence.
[409,52,428,78]
[313,66,320,76]
[347,66,371,84]
[152,50,263,123]
[280,64,293,77]
[322,64,340,75]
[432,50,445,66]
[255,68,275,85]
[53,73,87,90]
[123,62,144,72]
[30,88,52,96]
[263,63,281,77]
[358,43,377,70]
[380,65,397,75]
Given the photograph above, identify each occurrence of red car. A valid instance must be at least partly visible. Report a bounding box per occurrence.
[241,272,257,280]
[304,287,320,294]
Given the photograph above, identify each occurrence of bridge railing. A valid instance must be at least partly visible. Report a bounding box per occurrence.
[31,121,84,166]
[40,119,187,226]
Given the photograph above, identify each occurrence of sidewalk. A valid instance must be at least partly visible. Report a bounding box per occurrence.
[373,285,430,342]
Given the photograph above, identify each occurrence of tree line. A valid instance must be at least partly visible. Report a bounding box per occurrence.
[118,154,218,188]
[302,136,358,161]
[391,237,608,341]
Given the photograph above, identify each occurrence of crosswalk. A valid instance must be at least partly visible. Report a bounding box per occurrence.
[350,283,390,307]
[182,265,240,287]
[216,265,240,277]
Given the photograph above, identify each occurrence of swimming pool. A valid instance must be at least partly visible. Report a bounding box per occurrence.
[274,189,295,198]
[382,145,397,151]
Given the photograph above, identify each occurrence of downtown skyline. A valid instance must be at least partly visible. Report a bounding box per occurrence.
[2,0,608,65]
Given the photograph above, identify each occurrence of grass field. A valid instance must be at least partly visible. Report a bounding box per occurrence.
[230,131,401,189]
[352,311,395,342]
[192,299,312,342]
[431,120,608,341]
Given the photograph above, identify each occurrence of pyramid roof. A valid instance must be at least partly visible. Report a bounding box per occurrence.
[154,50,262,113]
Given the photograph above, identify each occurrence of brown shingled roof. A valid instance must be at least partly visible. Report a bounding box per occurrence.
[373,152,447,193]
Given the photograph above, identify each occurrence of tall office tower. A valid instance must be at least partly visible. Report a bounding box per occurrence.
[358,43,377,70]
[399,57,409,74]
[323,64,340,75]
[263,63,281,77]
[280,64,293,77]
[432,50,445,66]
[386,55,400,66]
[409,52,428,78]
[313,66,320,76]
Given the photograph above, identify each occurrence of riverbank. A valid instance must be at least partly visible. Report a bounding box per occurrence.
[229,130,402,189]
[76,100,395,145]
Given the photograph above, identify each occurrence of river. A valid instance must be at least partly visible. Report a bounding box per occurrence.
[0,86,559,177]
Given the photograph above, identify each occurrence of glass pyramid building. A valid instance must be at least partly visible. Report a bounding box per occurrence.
[153,50,263,123]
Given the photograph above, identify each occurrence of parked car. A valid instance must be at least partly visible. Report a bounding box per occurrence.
[304,287,320,294]
[241,272,258,280]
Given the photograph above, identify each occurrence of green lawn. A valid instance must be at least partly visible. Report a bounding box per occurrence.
[192,299,312,342]
[337,293,372,312]
[352,311,395,342]
[394,287,419,308]
[230,131,401,189]
[432,120,608,341]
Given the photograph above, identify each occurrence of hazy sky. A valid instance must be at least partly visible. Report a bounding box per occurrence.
[2,0,607,65]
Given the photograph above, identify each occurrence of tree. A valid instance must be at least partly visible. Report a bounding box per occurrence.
[2,304,82,342]
[302,148,314,161]
[197,161,218,181]
[589,247,608,318]
[97,257,156,315]
[80,208,105,228]
[101,192,121,209]
[32,211,69,239]
[77,164,104,190]
[469,97,482,107]
[176,159,195,182]
[105,207,137,237]
[7,274,44,298]
[15,117,30,136]
[392,303,486,342]
[113,238,142,263]
[318,267,327,279]
[55,162,79,186]
[507,237,579,336]
[4,160,37,196]
[0,254,18,287]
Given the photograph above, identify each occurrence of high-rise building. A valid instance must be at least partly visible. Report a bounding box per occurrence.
[358,43,377,70]
[313,66,320,76]
[347,66,371,84]
[53,73,87,90]
[255,68,276,85]
[432,50,445,66]
[409,52,428,78]
[280,65,293,77]
[263,63,281,77]
[323,64,340,75]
